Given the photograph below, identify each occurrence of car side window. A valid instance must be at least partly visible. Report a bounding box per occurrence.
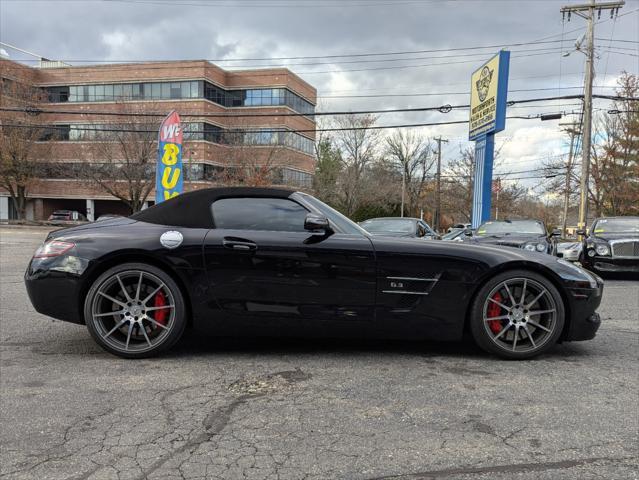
[211,197,309,232]
[417,223,426,237]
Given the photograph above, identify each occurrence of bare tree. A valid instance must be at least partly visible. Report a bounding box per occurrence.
[441,146,476,223]
[385,129,435,217]
[79,103,159,213]
[221,125,294,187]
[331,114,381,216]
[313,136,343,205]
[592,72,639,216]
[0,70,51,220]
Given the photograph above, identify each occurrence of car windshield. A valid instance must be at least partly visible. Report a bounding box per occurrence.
[592,217,639,234]
[295,193,368,236]
[360,219,416,234]
[476,220,545,236]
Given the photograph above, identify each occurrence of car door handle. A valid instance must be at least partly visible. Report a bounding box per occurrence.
[223,238,257,251]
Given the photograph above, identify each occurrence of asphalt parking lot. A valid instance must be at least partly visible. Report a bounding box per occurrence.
[1,226,637,480]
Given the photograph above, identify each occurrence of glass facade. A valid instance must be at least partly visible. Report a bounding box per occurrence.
[278,168,313,188]
[47,80,314,116]
[42,123,314,156]
[36,162,313,188]
[241,128,314,155]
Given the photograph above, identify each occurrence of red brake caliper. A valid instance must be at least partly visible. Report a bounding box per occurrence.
[487,292,504,334]
[153,291,168,326]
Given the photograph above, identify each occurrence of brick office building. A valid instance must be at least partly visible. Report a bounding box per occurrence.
[0,58,316,221]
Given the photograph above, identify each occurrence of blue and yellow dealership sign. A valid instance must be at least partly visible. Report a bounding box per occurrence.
[469,50,510,141]
[156,111,184,203]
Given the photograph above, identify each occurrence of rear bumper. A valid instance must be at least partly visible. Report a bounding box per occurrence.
[24,257,87,324]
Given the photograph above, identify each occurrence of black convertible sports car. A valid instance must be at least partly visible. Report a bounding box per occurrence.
[25,187,603,360]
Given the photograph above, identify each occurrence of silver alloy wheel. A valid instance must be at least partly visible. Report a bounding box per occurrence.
[482,277,557,354]
[90,270,176,354]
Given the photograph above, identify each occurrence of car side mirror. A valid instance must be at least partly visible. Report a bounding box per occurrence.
[304,213,331,233]
[551,229,561,237]
[576,228,587,237]
[463,228,473,236]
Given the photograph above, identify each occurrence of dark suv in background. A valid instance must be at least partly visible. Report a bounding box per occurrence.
[579,216,639,275]
[467,219,560,255]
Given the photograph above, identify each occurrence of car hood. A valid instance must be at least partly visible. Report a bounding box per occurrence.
[590,233,639,242]
[368,236,598,286]
[368,232,415,238]
[469,234,547,248]
[370,235,552,263]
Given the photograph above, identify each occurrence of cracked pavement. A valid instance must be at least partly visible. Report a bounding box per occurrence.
[1,227,638,480]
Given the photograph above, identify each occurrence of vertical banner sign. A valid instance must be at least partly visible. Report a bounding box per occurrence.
[156,111,183,204]
[469,50,510,228]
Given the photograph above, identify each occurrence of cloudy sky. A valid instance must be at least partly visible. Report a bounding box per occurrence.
[1,0,638,191]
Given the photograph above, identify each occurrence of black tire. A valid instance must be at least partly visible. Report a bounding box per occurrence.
[469,269,565,360]
[84,262,186,359]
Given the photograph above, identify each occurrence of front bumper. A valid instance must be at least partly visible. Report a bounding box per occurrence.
[562,270,604,341]
[583,255,639,275]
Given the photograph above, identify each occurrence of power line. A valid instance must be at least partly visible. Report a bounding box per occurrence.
[1,40,569,64]
[1,112,573,135]
[318,86,618,99]
[3,94,635,120]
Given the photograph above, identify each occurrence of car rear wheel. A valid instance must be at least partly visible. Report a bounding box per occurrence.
[469,270,565,359]
[84,263,186,358]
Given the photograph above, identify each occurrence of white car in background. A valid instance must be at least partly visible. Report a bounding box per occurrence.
[557,242,582,262]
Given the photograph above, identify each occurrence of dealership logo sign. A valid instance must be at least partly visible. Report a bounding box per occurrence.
[475,66,494,102]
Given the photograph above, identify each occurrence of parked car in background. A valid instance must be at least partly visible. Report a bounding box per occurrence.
[556,242,582,262]
[447,223,471,233]
[579,216,639,275]
[96,214,122,222]
[47,210,87,224]
[359,217,439,239]
[467,219,560,255]
[441,228,466,242]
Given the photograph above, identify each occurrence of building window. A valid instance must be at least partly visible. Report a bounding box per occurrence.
[278,168,313,188]
[46,86,69,102]
[38,125,70,141]
[56,80,314,116]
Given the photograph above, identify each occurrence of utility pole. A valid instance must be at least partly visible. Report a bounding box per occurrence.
[558,121,581,237]
[434,136,448,233]
[560,0,624,236]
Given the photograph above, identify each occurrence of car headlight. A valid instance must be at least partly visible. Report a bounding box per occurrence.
[595,244,610,256]
[536,243,546,252]
[587,249,596,257]
[524,244,536,251]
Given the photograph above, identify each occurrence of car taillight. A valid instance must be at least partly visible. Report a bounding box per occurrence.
[33,240,75,258]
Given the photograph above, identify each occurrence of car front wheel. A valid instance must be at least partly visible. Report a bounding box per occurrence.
[84,262,186,358]
[470,270,565,359]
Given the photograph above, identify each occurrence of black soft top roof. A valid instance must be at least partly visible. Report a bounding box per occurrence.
[130,187,295,228]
